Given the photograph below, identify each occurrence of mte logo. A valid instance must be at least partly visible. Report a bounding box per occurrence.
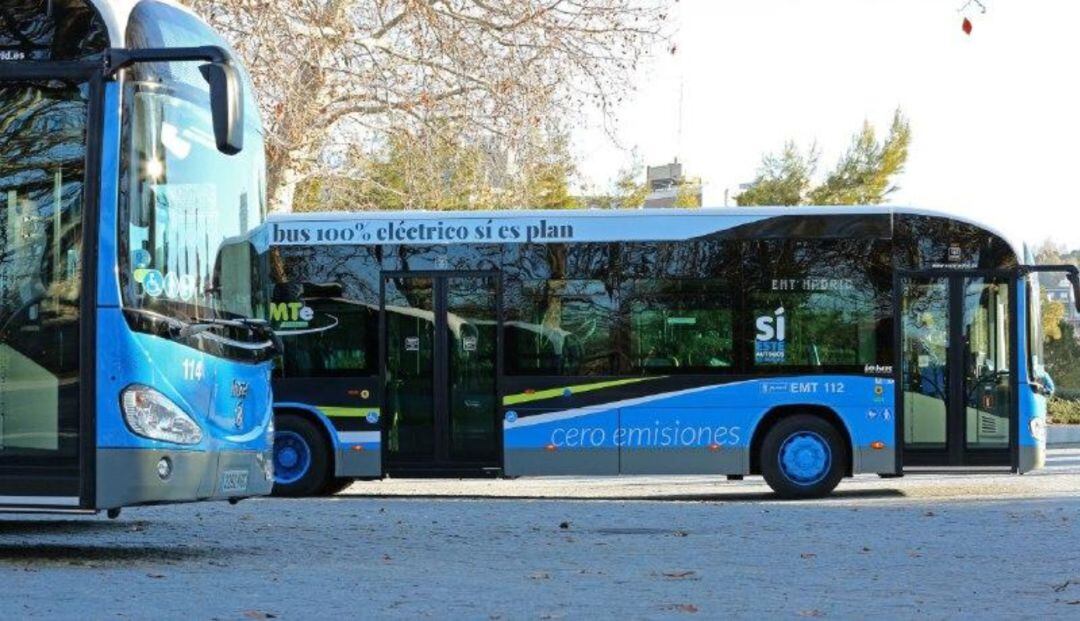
[755,307,786,364]
[270,302,314,327]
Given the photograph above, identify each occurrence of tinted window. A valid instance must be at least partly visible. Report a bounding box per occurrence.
[625,279,734,373]
[746,239,892,369]
[504,244,617,375]
[619,241,739,374]
[0,79,87,463]
[0,0,108,61]
[896,215,1017,270]
[381,243,501,272]
[271,246,380,378]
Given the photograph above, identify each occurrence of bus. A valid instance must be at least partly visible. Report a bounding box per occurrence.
[265,207,1079,498]
[0,0,277,514]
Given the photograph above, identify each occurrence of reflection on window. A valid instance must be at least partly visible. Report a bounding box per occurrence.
[748,240,891,368]
[964,280,1011,449]
[626,279,733,373]
[505,279,616,376]
[0,80,86,459]
[122,83,268,323]
[277,295,378,378]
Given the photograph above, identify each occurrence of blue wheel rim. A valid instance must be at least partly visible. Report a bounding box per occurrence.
[778,431,831,486]
[273,430,312,485]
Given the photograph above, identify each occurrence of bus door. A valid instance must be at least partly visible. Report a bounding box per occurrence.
[381,273,500,474]
[0,63,100,509]
[898,271,1017,468]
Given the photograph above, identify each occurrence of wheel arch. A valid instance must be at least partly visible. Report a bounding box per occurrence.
[749,404,853,476]
[274,402,340,459]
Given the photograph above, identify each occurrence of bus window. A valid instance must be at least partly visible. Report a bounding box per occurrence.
[0,79,86,458]
[747,239,891,369]
[504,279,616,376]
[625,279,734,373]
[504,243,616,376]
[275,293,378,378]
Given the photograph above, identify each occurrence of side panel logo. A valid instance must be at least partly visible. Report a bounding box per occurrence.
[755,307,786,364]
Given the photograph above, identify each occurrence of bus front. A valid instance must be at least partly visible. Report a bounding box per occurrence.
[0,0,274,513]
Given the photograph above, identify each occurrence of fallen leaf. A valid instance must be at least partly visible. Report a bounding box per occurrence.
[146,573,165,579]
[798,610,825,618]
[800,553,817,559]
[559,521,570,530]
[242,612,277,620]
[668,603,698,614]
[529,571,551,580]
[662,570,696,579]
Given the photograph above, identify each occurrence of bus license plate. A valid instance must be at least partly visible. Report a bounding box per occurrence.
[220,470,249,494]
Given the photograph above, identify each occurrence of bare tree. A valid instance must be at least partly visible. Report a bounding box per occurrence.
[184,0,668,211]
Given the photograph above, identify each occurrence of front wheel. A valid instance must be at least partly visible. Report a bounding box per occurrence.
[272,414,331,497]
[760,415,847,499]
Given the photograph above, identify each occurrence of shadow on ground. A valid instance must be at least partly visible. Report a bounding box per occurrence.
[0,543,229,565]
[0,519,141,535]
[331,488,906,503]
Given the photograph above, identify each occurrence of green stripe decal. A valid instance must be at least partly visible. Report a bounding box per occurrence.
[502,377,663,407]
[320,406,379,418]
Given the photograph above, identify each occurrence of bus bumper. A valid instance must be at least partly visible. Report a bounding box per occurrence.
[95,448,274,510]
[1019,442,1045,474]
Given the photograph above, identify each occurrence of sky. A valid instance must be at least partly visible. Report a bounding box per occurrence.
[574,0,1080,249]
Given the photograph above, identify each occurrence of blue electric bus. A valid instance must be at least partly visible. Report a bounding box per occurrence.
[265,208,1078,499]
[0,0,276,514]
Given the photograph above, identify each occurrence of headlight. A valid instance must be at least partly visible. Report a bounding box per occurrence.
[121,384,203,445]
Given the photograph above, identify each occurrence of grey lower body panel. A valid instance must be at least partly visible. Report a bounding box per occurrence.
[335,447,381,478]
[1018,443,1045,473]
[505,448,618,476]
[854,446,897,474]
[96,448,274,510]
[620,448,747,475]
[506,445,895,477]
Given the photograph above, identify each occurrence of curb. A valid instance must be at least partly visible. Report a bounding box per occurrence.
[1048,424,1080,446]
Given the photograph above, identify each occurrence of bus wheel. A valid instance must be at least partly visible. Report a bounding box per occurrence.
[760,415,846,500]
[272,414,330,497]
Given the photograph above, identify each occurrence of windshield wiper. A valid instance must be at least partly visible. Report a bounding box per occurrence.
[178,316,283,354]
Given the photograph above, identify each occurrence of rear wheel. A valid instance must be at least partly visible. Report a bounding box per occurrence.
[272,414,331,497]
[760,415,847,499]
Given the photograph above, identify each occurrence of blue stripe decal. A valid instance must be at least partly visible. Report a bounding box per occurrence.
[504,375,895,451]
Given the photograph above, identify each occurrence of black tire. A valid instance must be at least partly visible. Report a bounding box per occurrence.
[271,413,331,497]
[322,477,355,496]
[760,415,847,499]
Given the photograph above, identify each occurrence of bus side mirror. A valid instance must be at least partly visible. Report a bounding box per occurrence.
[1068,272,1080,313]
[199,62,244,155]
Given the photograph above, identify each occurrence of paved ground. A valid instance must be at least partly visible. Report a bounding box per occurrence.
[2,449,1080,619]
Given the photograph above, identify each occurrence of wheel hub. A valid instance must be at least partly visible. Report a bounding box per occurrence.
[273,430,312,485]
[779,431,831,485]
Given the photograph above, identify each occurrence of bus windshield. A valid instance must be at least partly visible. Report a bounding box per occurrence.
[120,77,268,331]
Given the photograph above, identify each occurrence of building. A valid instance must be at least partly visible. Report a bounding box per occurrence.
[1045,275,1080,336]
[644,160,701,208]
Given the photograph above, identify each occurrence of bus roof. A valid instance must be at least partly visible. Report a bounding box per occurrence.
[268,206,1024,259]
